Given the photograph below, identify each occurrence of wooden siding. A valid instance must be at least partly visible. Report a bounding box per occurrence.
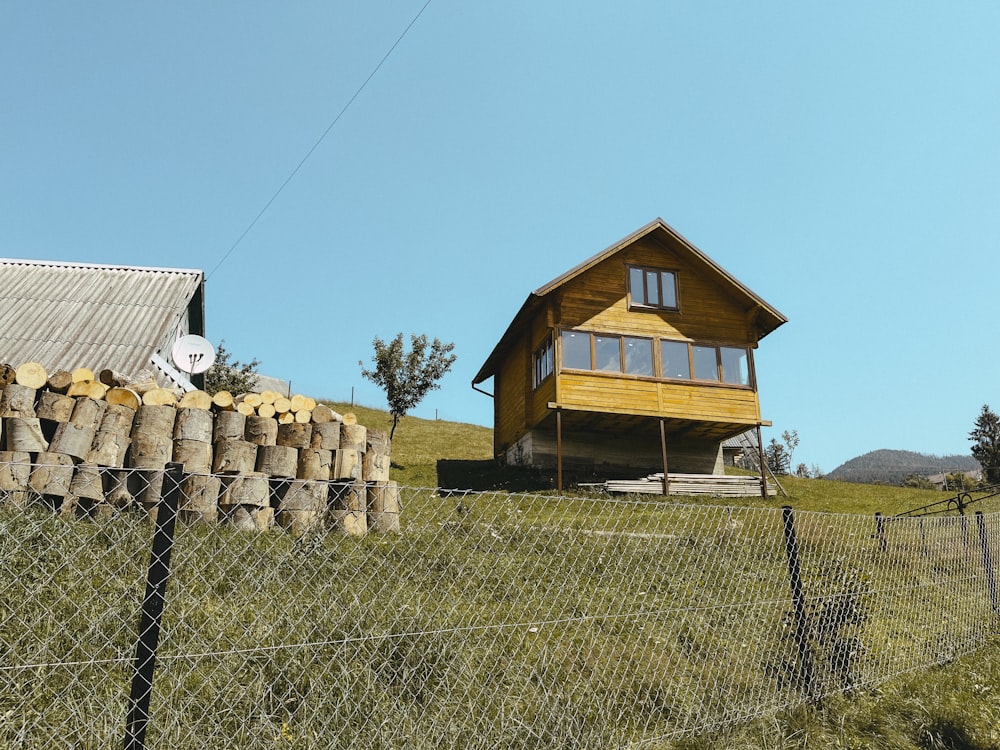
[555,235,757,345]
[494,344,526,453]
[556,372,760,425]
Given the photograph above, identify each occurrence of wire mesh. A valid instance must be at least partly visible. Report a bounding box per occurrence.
[1,463,999,748]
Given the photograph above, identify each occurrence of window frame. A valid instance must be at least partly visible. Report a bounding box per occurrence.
[532,334,554,389]
[558,327,755,390]
[627,264,680,312]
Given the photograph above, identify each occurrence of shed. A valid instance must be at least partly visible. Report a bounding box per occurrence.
[472,219,787,490]
[0,258,205,383]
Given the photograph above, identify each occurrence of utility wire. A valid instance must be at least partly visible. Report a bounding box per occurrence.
[207,0,434,280]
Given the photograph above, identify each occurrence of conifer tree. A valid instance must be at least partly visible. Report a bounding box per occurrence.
[969,404,1000,483]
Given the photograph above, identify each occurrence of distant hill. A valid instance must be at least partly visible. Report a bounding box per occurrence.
[827,449,979,485]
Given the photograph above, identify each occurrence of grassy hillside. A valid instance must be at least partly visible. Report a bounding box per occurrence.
[325,401,954,515]
[324,401,494,488]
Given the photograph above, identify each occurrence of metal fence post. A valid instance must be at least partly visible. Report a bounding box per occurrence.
[975,511,999,614]
[123,463,184,750]
[781,505,817,702]
[874,512,887,553]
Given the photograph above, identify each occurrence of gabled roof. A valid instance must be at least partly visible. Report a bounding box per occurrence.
[0,258,204,376]
[473,218,787,385]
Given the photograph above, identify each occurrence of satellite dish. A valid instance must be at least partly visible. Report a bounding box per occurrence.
[172,335,216,375]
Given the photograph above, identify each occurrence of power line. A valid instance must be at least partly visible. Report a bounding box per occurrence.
[207,0,434,280]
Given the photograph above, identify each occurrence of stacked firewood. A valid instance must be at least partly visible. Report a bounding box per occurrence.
[0,362,401,535]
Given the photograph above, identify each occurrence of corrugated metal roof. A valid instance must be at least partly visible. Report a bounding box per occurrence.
[0,258,204,376]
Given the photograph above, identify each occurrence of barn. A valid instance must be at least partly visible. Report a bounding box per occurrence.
[472,219,787,492]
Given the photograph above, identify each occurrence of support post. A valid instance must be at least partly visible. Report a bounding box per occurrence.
[976,511,999,613]
[659,418,669,496]
[781,505,817,702]
[875,512,887,553]
[556,408,563,494]
[124,462,184,750]
[756,424,767,499]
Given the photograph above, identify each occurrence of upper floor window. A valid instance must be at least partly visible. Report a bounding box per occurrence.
[533,334,554,388]
[628,265,678,310]
[562,327,753,388]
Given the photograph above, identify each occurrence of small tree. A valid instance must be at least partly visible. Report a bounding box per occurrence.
[360,333,456,439]
[969,404,1000,483]
[782,429,800,468]
[204,340,260,396]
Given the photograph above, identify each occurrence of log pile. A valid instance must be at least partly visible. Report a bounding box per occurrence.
[0,361,400,534]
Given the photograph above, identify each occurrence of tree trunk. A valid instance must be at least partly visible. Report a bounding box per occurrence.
[178,389,213,410]
[106,387,141,412]
[68,380,108,400]
[50,422,96,461]
[244,415,278,446]
[275,479,328,536]
[172,439,213,473]
[276,422,312,450]
[329,480,367,536]
[367,481,401,533]
[15,362,47,389]
[213,410,246,442]
[0,384,37,417]
[37,391,76,424]
[5,417,49,452]
[363,429,391,482]
[173,407,214,442]
[310,421,341,450]
[179,473,220,525]
[47,370,74,393]
[70,397,107,430]
[0,450,31,507]
[86,404,135,467]
[255,445,298,478]
[297,448,332,481]
[213,438,258,474]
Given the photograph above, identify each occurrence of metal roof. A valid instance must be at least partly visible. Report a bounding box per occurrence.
[0,258,204,377]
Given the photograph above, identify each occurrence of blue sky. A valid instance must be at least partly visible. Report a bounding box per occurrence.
[2,2,998,473]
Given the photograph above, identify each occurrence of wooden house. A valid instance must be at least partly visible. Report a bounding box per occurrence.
[472,219,787,490]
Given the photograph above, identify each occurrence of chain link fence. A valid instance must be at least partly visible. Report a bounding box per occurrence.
[1,462,999,748]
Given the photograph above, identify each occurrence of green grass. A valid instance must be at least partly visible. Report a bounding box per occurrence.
[3,405,999,748]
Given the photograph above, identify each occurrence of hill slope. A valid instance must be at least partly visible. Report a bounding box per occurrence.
[827,449,978,485]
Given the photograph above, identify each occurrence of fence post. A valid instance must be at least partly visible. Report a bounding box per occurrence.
[874,512,887,553]
[781,506,817,702]
[975,511,999,614]
[123,463,184,750]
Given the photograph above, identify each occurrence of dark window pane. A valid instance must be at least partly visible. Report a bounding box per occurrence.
[645,271,660,306]
[594,335,621,371]
[561,331,591,370]
[623,337,653,375]
[692,345,720,381]
[660,271,677,308]
[629,267,645,305]
[720,347,749,385]
[660,340,690,379]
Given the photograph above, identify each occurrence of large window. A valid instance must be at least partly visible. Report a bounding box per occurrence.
[561,330,655,376]
[623,336,654,376]
[660,339,691,379]
[561,330,591,370]
[561,328,752,387]
[628,265,678,310]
